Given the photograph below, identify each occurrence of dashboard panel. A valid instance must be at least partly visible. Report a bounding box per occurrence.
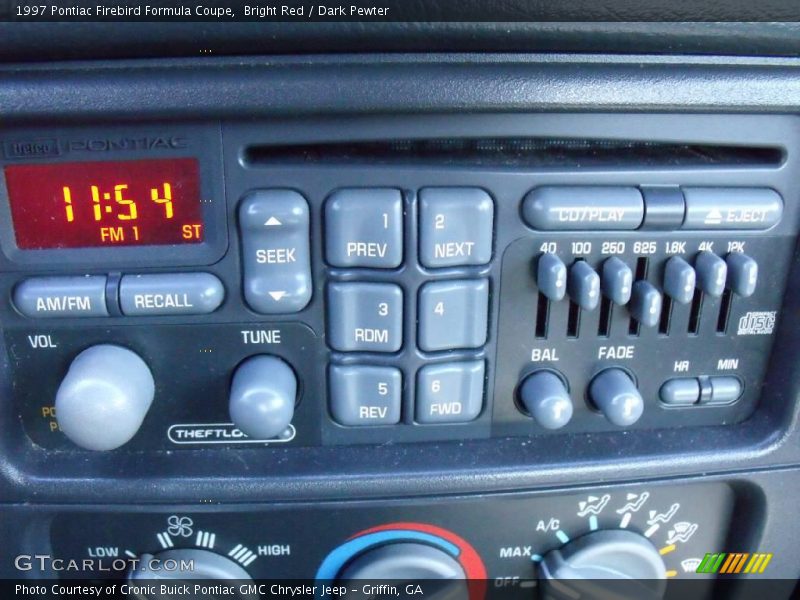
[0,50,799,597]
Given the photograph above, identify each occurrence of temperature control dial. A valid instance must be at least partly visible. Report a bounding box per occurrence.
[55,344,154,451]
[316,522,487,599]
[339,542,466,580]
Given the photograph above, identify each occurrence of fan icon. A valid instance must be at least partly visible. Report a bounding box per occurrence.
[167,515,194,538]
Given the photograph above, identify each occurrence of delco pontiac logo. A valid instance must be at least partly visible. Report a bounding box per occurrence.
[67,136,188,152]
[2,136,188,159]
[3,139,59,159]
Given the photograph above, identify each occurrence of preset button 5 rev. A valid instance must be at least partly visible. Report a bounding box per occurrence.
[329,365,402,426]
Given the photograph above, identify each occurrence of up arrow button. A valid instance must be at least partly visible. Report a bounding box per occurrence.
[239,190,312,314]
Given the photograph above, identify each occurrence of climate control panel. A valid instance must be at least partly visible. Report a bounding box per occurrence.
[40,481,732,596]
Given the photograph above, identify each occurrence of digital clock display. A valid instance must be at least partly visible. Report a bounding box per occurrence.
[3,158,204,249]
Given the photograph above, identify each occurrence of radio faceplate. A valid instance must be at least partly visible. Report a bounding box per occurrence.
[0,114,798,451]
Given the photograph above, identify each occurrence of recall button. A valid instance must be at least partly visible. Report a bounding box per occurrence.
[522,186,644,231]
[119,273,224,316]
[14,275,108,318]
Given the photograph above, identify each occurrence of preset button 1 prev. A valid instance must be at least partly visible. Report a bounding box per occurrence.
[325,188,403,268]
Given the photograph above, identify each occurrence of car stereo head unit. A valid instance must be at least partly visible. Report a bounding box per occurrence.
[0,114,796,455]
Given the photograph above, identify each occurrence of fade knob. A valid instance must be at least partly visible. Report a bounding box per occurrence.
[229,355,296,439]
[589,368,644,427]
[55,344,155,451]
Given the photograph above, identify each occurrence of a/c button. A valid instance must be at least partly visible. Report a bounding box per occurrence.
[119,273,225,316]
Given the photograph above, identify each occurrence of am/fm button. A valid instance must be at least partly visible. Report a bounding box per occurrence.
[14,275,108,318]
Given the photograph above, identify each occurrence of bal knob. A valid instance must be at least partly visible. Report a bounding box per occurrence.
[55,344,155,451]
[518,371,573,430]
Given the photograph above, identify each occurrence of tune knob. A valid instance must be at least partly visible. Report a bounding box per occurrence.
[589,368,644,427]
[539,530,666,600]
[129,549,256,599]
[229,355,297,439]
[55,344,154,451]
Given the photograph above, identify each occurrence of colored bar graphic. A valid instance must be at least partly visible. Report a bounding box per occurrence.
[696,552,773,574]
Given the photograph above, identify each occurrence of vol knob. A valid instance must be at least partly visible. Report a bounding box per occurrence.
[55,344,154,451]
[129,549,256,600]
[589,368,644,427]
[539,530,666,600]
[229,355,296,439]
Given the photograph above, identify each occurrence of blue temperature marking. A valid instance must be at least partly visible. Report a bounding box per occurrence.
[314,530,460,584]
[532,554,543,562]
[556,530,570,544]
[589,515,598,531]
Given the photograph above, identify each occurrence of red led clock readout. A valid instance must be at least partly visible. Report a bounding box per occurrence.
[4,158,204,249]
